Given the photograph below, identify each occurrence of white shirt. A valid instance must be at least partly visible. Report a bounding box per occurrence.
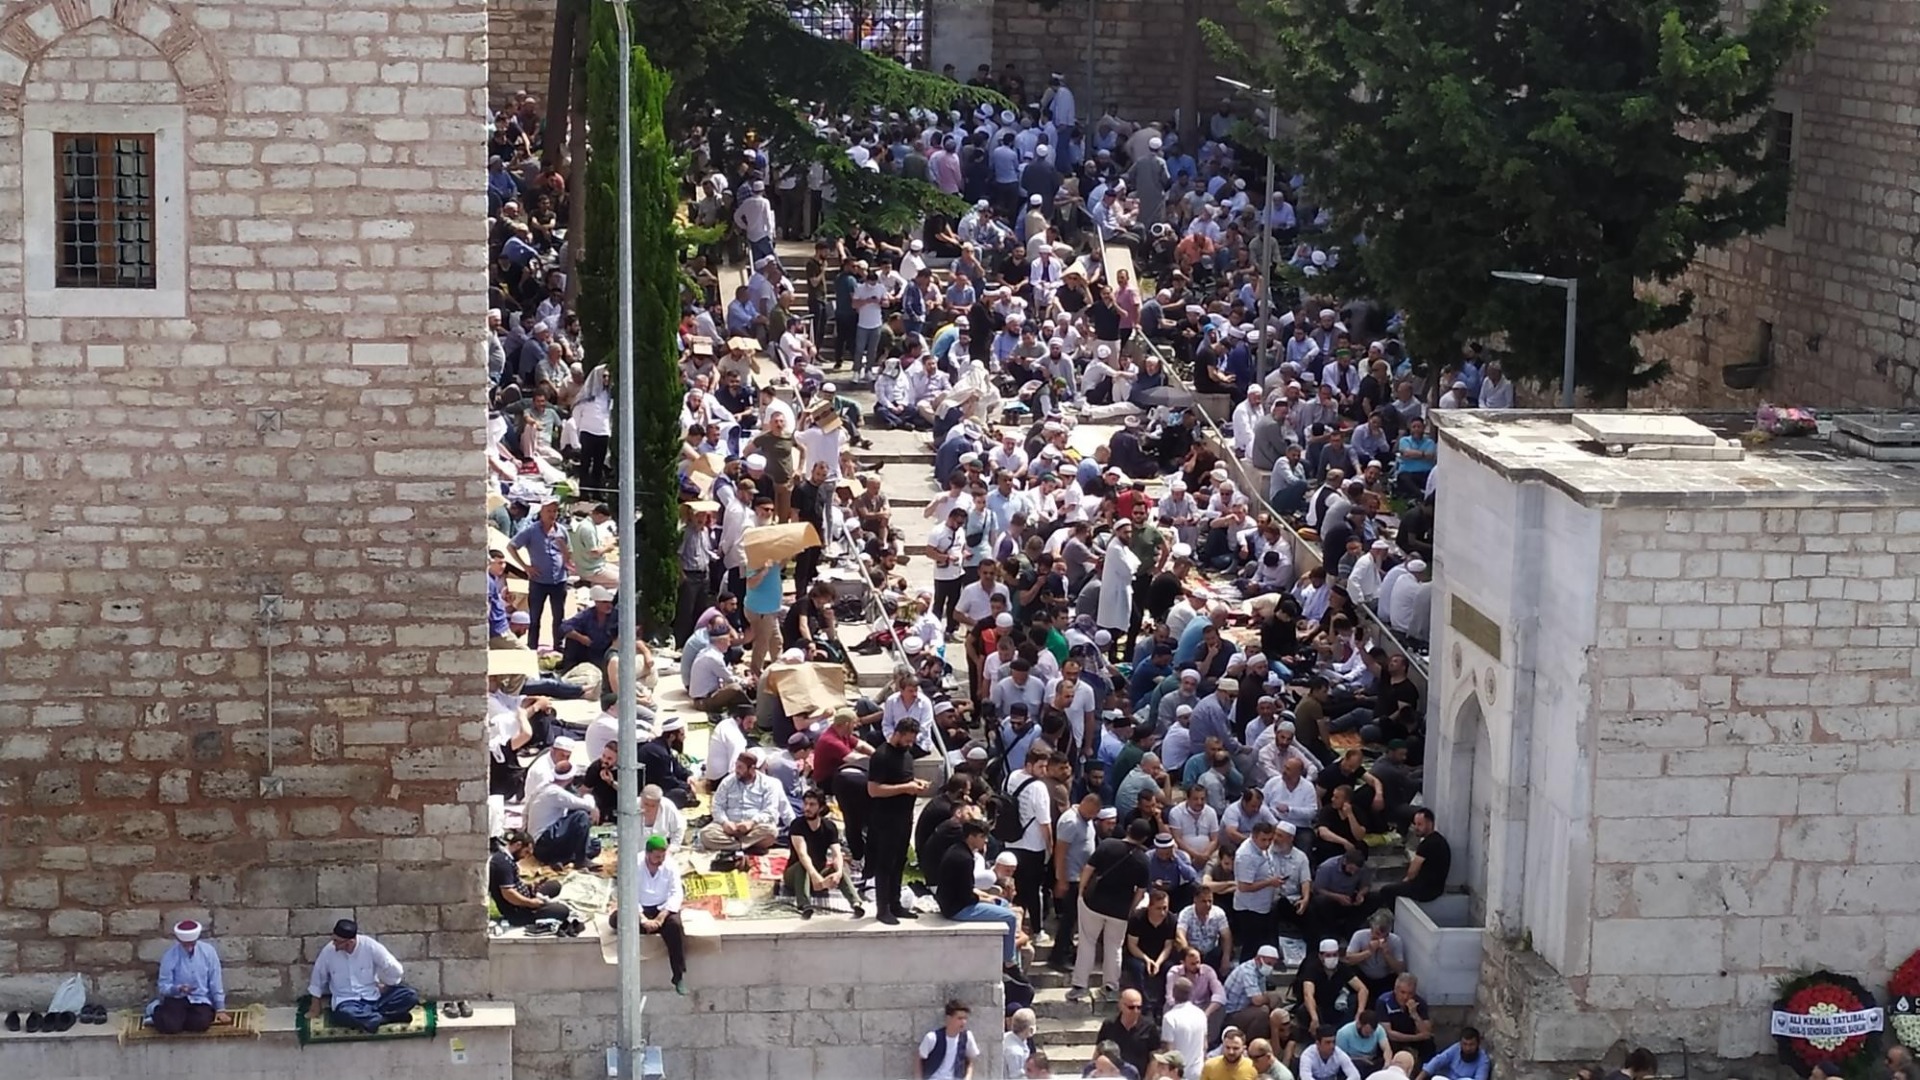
[795,426,848,481]
[1167,802,1220,859]
[929,524,967,582]
[526,778,596,837]
[1005,767,1053,852]
[1004,1031,1033,1079]
[731,194,774,241]
[522,749,566,803]
[307,936,405,1003]
[705,717,749,782]
[854,281,889,329]
[918,1028,980,1080]
[1044,675,1097,739]
[1388,576,1427,636]
[1161,1001,1209,1080]
[1300,1042,1361,1080]
[1376,564,1411,617]
[641,800,685,851]
[1262,774,1319,832]
[636,857,684,912]
[882,692,936,753]
[1479,377,1514,409]
[955,580,1009,624]
[1347,555,1386,605]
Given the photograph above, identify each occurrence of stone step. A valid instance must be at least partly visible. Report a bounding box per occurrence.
[1030,986,1107,1022]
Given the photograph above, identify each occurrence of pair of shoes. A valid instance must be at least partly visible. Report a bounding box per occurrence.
[709,852,739,872]
[851,905,867,919]
[80,1004,107,1025]
[442,1000,471,1019]
[1065,987,1091,1004]
[45,1011,75,1031]
[559,919,585,938]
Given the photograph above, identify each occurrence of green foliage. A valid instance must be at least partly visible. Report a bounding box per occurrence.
[1206,0,1822,400]
[633,0,1002,236]
[581,8,684,635]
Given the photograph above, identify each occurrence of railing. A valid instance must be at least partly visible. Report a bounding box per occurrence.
[1123,323,1430,691]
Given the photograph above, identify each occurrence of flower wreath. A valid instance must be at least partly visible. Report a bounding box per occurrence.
[1772,971,1883,1077]
[1890,949,1920,1048]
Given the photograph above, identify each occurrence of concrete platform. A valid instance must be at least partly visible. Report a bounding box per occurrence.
[1571,412,1718,446]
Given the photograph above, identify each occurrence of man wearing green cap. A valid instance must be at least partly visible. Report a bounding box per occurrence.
[624,834,689,993]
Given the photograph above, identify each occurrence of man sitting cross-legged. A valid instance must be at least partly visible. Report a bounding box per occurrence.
[697,750,789,857]
[784,789,867,919]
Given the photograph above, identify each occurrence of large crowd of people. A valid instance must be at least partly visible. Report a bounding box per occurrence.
[474,60,1540,1074]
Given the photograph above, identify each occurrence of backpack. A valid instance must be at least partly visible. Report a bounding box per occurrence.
[992,772,1041,845]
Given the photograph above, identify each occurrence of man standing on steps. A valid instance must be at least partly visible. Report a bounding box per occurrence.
[867,716,931,924]
[732,179,776,265]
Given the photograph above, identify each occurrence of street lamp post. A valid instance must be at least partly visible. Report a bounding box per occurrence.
[607,2,645,1078]
[1217,76,1278,383]
[1491,270,1579,408]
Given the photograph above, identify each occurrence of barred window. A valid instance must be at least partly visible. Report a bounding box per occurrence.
[54,133,156,290]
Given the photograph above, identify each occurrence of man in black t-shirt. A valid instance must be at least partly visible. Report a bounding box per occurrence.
[1071,819,1152,1002]
[867,717,932,925]
[1124,886,1179,1016]
[1291,938,1368,1038]
[787,790,865,919]
[489,830,572,926]
[1378,807,1451,906]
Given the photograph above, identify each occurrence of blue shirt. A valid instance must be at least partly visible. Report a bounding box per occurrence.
[156,941,226,1009]
[1336,1021,1389,1061]
[1396,436,1437,475]
[487,573,510,636]
[744,563,784,616]
[1172,616,1212,666]
[558,606,618,654]
[1128,658,1173,708]
[511,520,569,585]
[1424,1043,1492,1080]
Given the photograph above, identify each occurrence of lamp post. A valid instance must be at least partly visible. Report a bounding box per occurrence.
[1491,270,1579,408]
[1217,75,1278,382]
[606,2,645,1078]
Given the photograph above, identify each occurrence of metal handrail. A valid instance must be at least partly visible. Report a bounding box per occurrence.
[1124,323,1429,689]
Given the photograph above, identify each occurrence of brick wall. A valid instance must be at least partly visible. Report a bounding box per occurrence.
[989,0,1266,137]
[0,0,490,1006]
[1634,0,1920,410]
[486,0,551,110]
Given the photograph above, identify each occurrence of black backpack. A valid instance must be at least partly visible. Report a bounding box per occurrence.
[992,772,1041,845]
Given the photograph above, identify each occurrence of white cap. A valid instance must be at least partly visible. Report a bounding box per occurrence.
[995,612,1014,628]
[1094,629,1112,646]
[1276,820,1297,835]
[173,919,203,943]
[821,382,837,393]
[909,239,924,251]
[995,851,1020,867]
[1171,542,1193,559]
[1030,193,1043,206]
[1408,559,1429,573]
[1096,345,1112,359]
[903,635,925,655]
[745,453,767,470]
[1176,705,1194,718]
[1036,144,1051,157]
[1148,136,1163,150]
[588,586,615,603]
[1180,668,1201,682]
[1257,944,1280,960]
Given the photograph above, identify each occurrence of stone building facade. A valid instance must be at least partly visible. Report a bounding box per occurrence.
[0,0,491,1006]
[1426,410,1920,1076]
[485,0,549,108]
[1635,0,1920,410]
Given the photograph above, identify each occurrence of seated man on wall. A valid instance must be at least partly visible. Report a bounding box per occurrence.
[697,750,788,858]
[526,757,604,870]
[616,835,689,994]
[148,920,227,1034]
[490,829,576,927]
[306,920,420,1034]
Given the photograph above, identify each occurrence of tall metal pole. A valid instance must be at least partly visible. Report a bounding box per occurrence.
[610,2,644,1077]
[1561,278,1578,409]
[1256,96,1277,383]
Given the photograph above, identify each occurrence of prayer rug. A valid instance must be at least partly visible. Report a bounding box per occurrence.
[293,996,437,1046]
[118,1004,265,1044]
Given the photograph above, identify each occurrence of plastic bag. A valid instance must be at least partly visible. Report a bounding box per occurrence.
[48,973,86,1015]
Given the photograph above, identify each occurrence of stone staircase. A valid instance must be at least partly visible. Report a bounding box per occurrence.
[1027,966,1106,1073]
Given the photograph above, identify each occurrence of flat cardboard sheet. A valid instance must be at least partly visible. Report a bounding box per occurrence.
[764,661,848,718]
[742,522,821,567]
[488,525,530,574]
[487,648,542,677]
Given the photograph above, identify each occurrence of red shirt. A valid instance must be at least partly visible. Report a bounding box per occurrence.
[812,724,862,784]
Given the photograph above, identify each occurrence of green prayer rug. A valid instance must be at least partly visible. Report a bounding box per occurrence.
[294,995,438,1046]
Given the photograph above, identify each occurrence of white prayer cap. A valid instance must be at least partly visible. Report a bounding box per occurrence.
[780,647,807,663]
[1180,668,1201,682]
[1036,144,1051,157]
[1048,337,1065,348]
[902,636,925,655]
[173,920,203,943]
[1176,705,1194,717]
[745,453,767,470]
[1148,136,1163,150]
[1312,250,1329,266]
[1170,478,1187,491]
[821,382,837,394]
[1096,345,1112,359]
[1408,559,1429,574]
[1184,304,1205,315]
[1030,193,1044,206]
[1277,820,1298,836]
[1171,542,1193,559]
[975,198,990,210]
[1319,307,1336,319]
[1371,539,1390,551]
[1094,630,1112,646]
[996,612,1014,628]
[588,586,615,603]
[1000,109,1016,124]
[849,146,870,165]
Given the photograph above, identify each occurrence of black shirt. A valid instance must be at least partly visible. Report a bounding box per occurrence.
[868,743,919,824]
[1127,909,1177,962]
[790,815,840,871]
[1095,1014,1162,1078]
[1294,955,1363,1020]
[1406,832,1451,902]
[488,849,523,912]
[1083,838,1149,919]
[935,842,981,917]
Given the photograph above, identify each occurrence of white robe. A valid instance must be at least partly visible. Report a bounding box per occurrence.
[1096,536,1141,630]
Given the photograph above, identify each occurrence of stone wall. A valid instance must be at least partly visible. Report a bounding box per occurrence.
[988,0,1266,136]
[486,0,550,109]
[0,0,491,1008]
[1634,0,1920,410]
[1432,433,1920,1075]
[490,921,1009,1080]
